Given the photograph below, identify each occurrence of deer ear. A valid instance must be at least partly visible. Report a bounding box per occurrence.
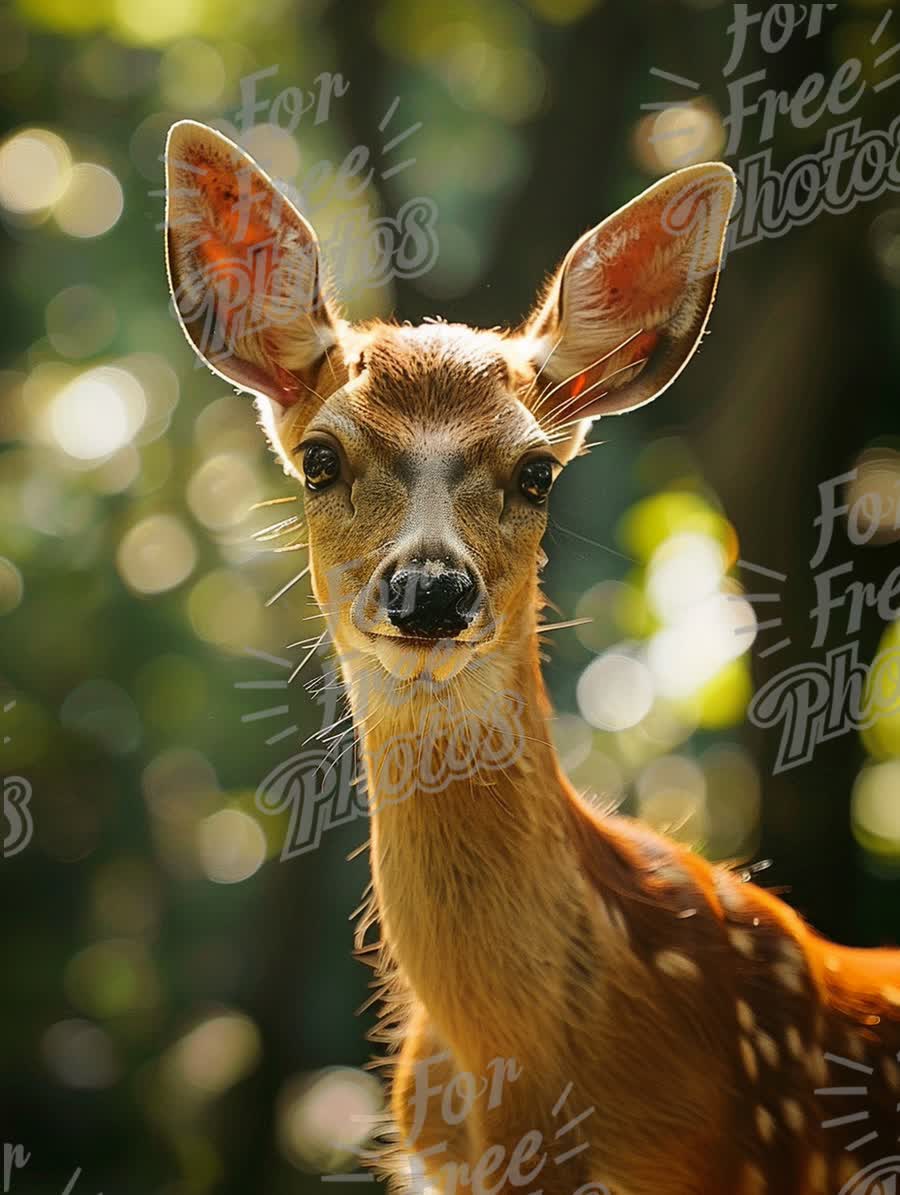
[524,163,735,447]
[164,120,340,411]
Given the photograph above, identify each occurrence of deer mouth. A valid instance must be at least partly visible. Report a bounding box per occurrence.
[369,631,476,649]
[368,630,477,683]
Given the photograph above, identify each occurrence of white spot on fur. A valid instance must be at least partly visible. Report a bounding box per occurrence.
[740,1037,759,1081]
[809,1048,827,1086]
[595,894,630,943]
[845,1033,865,1062]
[773,962,804,994]
[655,863,690,886]
[608,903,629,938]
[655,949,700,981]
[730,929,754,957]
[756,1031,779,1068]
[785,1025,805,1061]
[715,869,744,913]
[755,1105,775,1145]
[779,938,804,966]
[736,999,755,1032]
[882,1055,900,1091]
[781,1098,804,1133]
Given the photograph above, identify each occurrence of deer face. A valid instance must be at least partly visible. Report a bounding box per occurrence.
[164,121,734,684]
[282,320,560,681]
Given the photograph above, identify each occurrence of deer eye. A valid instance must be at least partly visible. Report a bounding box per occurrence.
[519,458,555,505]
[302,443,340,491]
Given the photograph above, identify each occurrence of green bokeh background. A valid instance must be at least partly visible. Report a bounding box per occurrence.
[1,1,899,1192]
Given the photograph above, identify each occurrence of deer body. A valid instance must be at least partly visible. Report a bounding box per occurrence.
[354,614,900,1195]
[354,631,737,1195]
[164,121,900,1195]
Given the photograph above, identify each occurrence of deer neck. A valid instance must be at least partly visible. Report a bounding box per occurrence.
[341,584,583,1067]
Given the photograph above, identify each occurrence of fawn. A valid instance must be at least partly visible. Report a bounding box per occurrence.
[164,121,900,1195]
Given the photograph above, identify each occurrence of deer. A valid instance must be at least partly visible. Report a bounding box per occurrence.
[164,120,900,1195]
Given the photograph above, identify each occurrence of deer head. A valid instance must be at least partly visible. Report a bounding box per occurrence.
[164,120,735,692]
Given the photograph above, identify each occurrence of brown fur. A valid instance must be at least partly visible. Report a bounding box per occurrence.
[164,122,900,1195]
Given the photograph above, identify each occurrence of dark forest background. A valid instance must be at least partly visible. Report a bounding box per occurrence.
[1,1,899,1192]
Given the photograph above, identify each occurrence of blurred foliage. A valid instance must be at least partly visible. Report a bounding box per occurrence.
[1,0,899,1192]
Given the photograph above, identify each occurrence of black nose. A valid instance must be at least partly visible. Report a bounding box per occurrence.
[385,562,478,639]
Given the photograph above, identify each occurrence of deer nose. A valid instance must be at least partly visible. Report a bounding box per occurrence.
[385,561,478,640]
